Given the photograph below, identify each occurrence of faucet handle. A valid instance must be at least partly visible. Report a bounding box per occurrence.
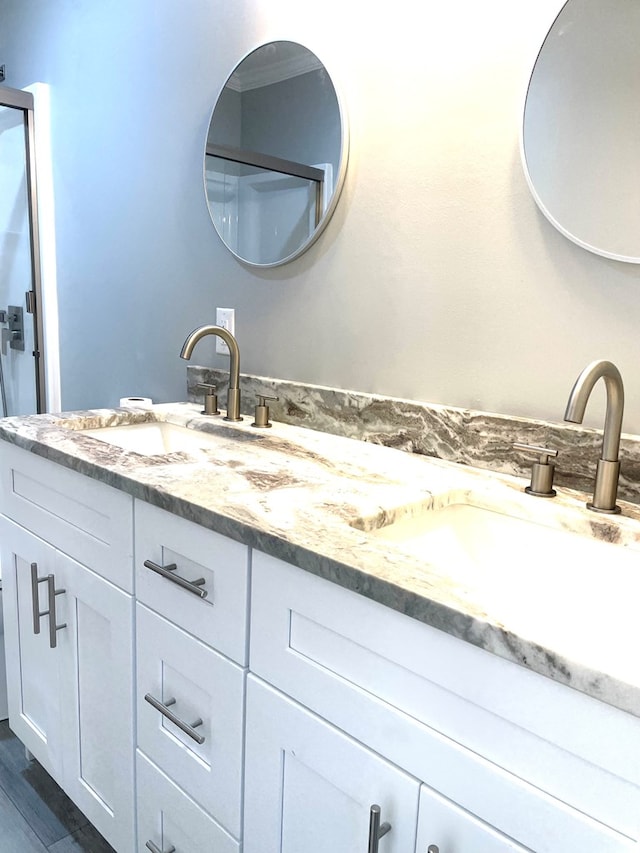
[513,443,558,497]
[513,443,558,465]
[197,383,220,416]
[252,395,279,429]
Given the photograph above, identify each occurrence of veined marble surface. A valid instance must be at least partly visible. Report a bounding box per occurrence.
[188,367,640,505]
[1,402,639,718]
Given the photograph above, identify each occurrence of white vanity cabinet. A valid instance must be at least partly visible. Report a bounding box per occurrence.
[134,500,249,851]
[0,445,135,853]
[3,434,640,853]
[0,445,250,853]
[248,551,640,852]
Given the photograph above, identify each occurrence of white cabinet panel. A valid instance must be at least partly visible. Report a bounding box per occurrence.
[250,550,640,838]
[135,500,249,664]
[137,751,239,853]
[244,675,420,853]
[0,444,133,591]
[416,785,530,853]
[136,603,244,838]
[0,517,61,780]
[57,552,135,853]
[415,783,635,853]
[0,515,135,853]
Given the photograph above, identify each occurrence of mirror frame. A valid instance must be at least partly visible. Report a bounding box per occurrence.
[520,0,640,264]
[203,40,350,269]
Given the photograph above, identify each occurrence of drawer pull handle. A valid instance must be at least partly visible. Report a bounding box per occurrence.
[427,847,440,853]
[145,841,175,853]
[368,804,391,853]
[46,574,66,649]
[144,693,206,745]
[30,562,49,636]
[143,559,208,599]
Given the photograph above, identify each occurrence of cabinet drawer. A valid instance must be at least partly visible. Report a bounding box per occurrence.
[135,500,249,664]
[250,551,640,841]
[0,444,133,591]
[137,751,239,853]
[416,781,633,853]
[137,604,244,837]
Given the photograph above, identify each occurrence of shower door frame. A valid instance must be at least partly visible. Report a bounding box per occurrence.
[0,85,46,413]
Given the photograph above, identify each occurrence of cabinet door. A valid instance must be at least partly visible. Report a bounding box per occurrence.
[244,675,420,853]
[56,552,135,853]
[0,517,62,780]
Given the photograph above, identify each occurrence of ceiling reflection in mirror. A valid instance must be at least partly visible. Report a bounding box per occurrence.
[205,41,348,267]
[522,0,640,262]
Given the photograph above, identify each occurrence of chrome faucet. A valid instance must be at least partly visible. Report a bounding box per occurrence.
[179,325,242,421]
[564,359,624,514]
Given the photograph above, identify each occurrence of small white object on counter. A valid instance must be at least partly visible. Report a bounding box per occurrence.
[119,397,153,408]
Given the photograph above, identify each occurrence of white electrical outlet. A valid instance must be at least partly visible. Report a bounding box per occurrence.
[216,307,235,354]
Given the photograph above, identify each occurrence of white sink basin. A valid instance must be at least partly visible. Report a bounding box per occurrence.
[369,500,640,671]
[370,501,636,580]
[80,421,220,456]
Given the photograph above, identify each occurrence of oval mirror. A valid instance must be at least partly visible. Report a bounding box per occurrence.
[204,40,348,268]
[521,0,640,263]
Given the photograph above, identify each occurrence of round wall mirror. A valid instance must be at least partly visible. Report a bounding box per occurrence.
[204,40,348,268]
[521,0,640,263]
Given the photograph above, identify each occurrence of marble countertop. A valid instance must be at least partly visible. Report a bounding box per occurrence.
[1,402,639,717]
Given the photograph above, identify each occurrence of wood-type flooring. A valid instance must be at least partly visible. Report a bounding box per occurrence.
[0,720,114,852]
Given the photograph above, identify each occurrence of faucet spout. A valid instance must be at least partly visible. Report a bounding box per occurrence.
[564,359,624,513]
[180,324,242,421]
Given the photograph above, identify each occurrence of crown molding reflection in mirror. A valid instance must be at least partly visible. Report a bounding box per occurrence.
[521,0,640,263]
[204,40,349,268]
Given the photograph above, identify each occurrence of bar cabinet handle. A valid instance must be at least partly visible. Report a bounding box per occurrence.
[30,562,48,635]
[368,804,391,853]
[145,841,175,853]
[144,693,206,745]
[47,574,66,649]
[143,559,208,599]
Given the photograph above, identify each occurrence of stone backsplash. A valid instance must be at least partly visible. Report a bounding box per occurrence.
[187,367,640,506]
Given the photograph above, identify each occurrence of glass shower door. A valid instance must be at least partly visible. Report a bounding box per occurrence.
[0,87,45,416]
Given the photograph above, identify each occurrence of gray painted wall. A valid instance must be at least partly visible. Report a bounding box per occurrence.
[0,0,638,433]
